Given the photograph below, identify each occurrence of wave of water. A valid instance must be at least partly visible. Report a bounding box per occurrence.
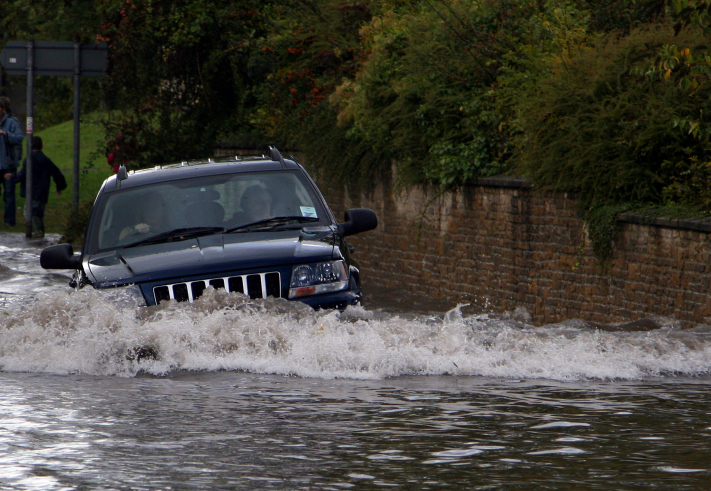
[1,287,710,380]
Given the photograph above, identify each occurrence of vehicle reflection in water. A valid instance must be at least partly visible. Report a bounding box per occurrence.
[0,232,710,489]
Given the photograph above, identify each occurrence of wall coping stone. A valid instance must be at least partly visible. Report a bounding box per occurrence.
[476,175,530,189]
[619,212,711,234]
[473,175,711,235]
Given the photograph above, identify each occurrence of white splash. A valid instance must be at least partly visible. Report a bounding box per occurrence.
[1,288,710,380]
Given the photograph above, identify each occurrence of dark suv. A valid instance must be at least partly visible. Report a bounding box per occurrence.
[40,148,377,309]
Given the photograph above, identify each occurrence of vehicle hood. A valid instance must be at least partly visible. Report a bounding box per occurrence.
[86,227,338,286]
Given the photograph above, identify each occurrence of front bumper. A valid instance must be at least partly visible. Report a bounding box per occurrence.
[296,289,361,311]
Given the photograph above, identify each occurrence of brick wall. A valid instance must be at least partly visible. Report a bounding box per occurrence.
[320,176,711,327]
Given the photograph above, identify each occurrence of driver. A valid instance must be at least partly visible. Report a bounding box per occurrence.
[119,193,167,240]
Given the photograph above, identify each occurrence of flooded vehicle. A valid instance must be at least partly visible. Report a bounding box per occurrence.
[39,147,377,310]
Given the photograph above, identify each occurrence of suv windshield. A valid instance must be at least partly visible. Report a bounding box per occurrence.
[87,170,329,253]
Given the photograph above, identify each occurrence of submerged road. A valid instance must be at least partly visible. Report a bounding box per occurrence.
[0,232,709,489]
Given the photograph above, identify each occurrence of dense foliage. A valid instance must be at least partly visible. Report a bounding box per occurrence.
[95,0,273,166]
[515,24,710,209]
[4,0,711,215]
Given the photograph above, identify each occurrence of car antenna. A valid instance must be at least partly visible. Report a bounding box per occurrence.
[267,145,287,169]
[116,164,128,189]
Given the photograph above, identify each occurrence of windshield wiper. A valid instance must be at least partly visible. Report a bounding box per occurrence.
[123,226,225,248]
[224,216,319,234]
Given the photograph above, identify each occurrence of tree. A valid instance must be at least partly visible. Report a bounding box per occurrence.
[96,0,271,167]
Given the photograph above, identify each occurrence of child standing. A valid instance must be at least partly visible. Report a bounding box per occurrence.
[14,136,67,237]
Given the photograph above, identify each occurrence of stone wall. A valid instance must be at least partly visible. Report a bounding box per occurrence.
[320,176,711,327]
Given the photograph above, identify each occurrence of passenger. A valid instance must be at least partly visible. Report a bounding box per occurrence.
[240,184,273,222]
[119,193,168,240]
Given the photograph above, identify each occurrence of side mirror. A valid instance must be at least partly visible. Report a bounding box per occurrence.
[337,208,378,237]
[40,244,82,270]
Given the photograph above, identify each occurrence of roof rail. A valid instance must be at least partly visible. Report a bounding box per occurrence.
[116,164,128,189]
[267,145,288,169]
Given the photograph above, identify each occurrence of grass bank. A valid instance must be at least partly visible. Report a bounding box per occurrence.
[0,115,111,237]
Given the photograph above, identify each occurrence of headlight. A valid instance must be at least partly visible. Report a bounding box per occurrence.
[289,260,349,298]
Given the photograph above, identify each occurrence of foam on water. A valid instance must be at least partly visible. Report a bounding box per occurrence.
[1,287,710,380]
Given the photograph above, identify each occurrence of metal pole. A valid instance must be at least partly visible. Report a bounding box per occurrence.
[73,41,80,212]
[25,40,34,239]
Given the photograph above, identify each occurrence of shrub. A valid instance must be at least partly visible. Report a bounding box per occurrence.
[513,23,711,211]
[332,0,590,186]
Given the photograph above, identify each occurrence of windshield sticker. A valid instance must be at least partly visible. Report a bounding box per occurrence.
[300,206,317,218]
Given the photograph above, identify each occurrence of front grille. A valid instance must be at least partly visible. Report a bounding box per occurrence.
[153,272,281,304]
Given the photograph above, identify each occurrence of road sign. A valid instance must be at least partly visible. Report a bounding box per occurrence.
[1,41,107,76]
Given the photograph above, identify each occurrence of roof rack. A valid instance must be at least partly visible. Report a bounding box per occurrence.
[267,146,288,169]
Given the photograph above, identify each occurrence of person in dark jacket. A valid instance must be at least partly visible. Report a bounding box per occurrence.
[0,97,24,226]
[12,136,67,237]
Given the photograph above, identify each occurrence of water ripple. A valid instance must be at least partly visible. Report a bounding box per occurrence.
[527,447,587,455]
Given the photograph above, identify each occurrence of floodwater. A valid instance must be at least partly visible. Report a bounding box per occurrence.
[0,233,710,489]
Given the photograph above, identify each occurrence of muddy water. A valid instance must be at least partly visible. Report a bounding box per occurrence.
[0,233,710,489]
